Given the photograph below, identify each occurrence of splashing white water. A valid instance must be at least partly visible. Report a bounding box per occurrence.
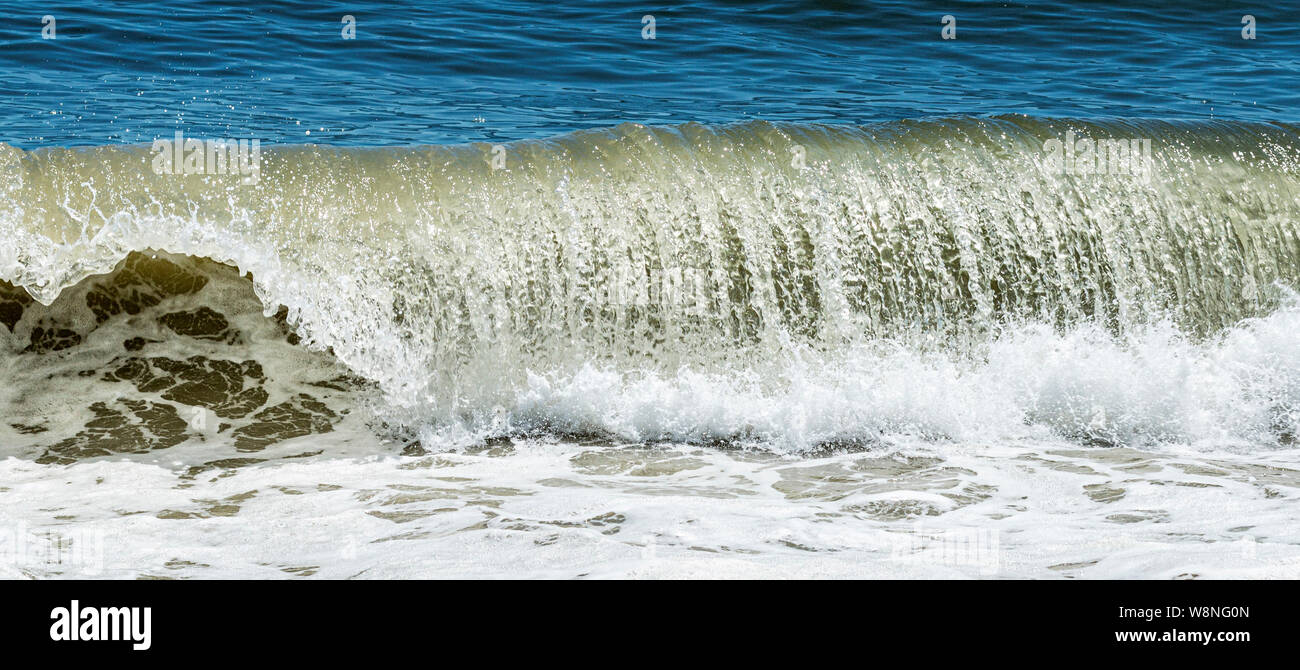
[410,293,1300,452]
[4,117,1300,446]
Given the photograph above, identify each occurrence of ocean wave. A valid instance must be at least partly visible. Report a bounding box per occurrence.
[2,117,1299,454]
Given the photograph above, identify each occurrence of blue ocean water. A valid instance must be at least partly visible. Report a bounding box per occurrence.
[2,0,1297,147]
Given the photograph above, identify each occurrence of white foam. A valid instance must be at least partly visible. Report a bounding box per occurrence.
[412,297,1300,453]
[3,435,1297,579]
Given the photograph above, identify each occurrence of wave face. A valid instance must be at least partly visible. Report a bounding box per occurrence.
[0,252,371,463]
[3,117,1300,453]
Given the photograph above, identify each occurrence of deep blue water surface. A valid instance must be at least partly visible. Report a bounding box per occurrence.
[2,1,1298,147]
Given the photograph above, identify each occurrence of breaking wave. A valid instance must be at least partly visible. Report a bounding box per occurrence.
[3,116,1300,455]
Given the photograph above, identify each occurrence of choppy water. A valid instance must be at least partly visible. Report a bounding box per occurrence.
[6,1,1300,145]
[3,2,1300,578]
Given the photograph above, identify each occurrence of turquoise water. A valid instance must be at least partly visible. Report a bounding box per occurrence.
[3,1,1297,147]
